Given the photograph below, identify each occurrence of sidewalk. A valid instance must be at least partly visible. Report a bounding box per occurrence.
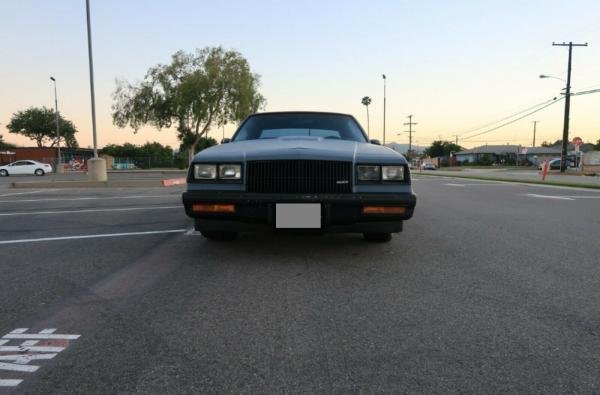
[418,168,600,189]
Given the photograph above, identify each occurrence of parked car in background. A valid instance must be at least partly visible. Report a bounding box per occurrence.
[422,163,436,170]
[0,160,53,176]
[182,111,417,242]
[538,158,575,170]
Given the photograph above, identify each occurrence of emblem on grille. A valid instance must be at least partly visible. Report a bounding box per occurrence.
[336,180,349,184]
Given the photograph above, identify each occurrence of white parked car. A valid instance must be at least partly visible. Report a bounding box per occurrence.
[0,160,54,176]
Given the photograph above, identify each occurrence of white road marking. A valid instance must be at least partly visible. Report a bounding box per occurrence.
[444,183,466,187]
[0,228,187,245]
[0,190,49,198]
[0,354,58,363]
[0,194,178,203]
[0,205,180,217]
[0,346,65,352]
[0,328,81,387]
[0,362,39,372]
[184,228,199,236]
[3,333,80,340]
[0,379,23,387]
[525,194,575,201]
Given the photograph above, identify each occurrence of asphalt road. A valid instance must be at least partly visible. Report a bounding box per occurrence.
[1,177,599,393]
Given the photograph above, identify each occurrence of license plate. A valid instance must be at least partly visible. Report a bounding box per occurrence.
[275,204,321,229]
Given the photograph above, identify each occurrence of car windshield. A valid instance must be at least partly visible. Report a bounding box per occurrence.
[232,113,367,142]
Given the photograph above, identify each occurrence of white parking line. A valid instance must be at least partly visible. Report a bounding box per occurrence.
[0,205,180,217]
[525,194,575,201]
[0,194,179,203]
[0,379,23,387]
[0,190,49,198]
[0,228,187,245]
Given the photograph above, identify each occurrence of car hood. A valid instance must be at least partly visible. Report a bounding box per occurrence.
[193,137,407,164]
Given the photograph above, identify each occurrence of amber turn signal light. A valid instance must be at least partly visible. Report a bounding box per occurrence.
[362,206,406,214]
[192,203,235,213]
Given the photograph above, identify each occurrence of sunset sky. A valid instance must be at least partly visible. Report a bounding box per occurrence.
[1,0,599,150]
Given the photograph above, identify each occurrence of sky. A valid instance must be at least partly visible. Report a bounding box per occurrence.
[1,0,599,150]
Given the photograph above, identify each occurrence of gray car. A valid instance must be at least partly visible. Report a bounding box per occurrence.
[182,112,416,242]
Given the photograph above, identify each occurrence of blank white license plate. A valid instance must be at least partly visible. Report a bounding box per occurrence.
[275,204,321,229]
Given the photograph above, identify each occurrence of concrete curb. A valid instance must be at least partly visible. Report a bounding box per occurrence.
[418,172,600,190]
[10,179,168,188]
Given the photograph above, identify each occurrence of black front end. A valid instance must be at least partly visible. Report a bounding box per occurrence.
[182,159,416,233]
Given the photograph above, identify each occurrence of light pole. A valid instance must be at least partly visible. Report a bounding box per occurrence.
[85,0,107,181]
[382,74,386,145]
[49,76,61,172]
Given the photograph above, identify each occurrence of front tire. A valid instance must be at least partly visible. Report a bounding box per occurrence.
[201,231,238,241]
[363,232,392,242]
[34,169,45,176]
[0,169,8,177]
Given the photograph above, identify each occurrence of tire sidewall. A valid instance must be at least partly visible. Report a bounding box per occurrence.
[35,169,45,176]
[0,169,8,177]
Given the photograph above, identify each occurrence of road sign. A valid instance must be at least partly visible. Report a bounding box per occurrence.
[572,136,583,146]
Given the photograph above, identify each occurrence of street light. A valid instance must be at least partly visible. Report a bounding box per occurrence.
[49,76,61,172]
[382,74,386,145]
[85,0,107,181]
[539,74,566,83]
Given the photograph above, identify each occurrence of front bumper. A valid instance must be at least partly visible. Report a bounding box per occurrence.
[182,191,416,233]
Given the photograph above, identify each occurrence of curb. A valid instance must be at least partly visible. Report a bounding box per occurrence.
[418,172,600,190]
[10,180,167,188]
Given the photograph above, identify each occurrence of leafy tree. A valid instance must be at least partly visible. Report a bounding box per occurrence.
[6,107,78,148]
[0,134,16,150]
[423,140,463,158]
[112,46,265,162]
[361,96,371,136]
[102,141,177,168]
[594,139,600,150]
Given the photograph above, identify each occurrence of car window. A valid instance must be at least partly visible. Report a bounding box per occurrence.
[260,128,342,140]
[233,113,367,142]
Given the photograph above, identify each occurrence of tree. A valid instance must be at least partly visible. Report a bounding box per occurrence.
[0,134,16,150]
[6,107,79,148]
[112,46,265,162]
[594,139,600,150]
[423,140,463,158]
[361,96,372,137]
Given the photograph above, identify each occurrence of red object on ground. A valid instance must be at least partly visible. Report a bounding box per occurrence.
[162,177,187,187]
[540,160,549,181]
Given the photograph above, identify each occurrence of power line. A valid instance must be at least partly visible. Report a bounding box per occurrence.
[461,97,564,141]
[453,96,560,138]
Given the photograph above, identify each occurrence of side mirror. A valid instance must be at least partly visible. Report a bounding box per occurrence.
[221,138,231,144]
[370,139,381,145]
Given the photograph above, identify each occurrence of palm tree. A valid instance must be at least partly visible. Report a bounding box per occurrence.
[361,96,372,138]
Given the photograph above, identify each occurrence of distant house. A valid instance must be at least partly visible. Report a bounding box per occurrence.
[453,145,573,165]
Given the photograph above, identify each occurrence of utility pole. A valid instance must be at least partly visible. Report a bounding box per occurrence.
[454,135,459,145]
[532,121,539,147]
[552,41,588,172]
[382,74,386,145]
[49,77,61,172]
[403,115,417,156]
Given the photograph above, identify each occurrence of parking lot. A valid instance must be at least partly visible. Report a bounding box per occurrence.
[1,176,599,393]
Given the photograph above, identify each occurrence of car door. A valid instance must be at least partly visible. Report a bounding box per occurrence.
[9,161,27,175]
[23,161,38,174]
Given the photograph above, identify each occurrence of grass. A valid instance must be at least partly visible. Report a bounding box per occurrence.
[417,172,600,190]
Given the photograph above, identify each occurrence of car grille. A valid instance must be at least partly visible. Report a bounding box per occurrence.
[246,160,353,193]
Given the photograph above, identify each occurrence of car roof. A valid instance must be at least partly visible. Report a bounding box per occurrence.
[249,111,354,118]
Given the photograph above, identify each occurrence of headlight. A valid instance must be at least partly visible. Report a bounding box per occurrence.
[219,164,241,180]
[382,166,405,181]
[194,164,217,179]
[357,165,380,181]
